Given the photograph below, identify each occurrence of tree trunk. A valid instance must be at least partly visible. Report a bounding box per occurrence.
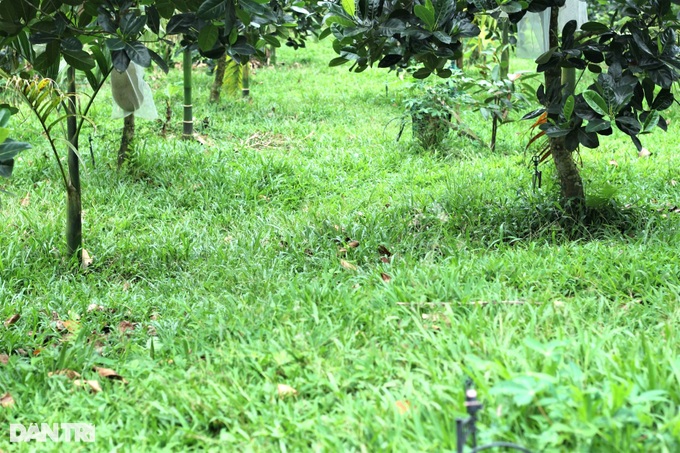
[183,45,193,139]
[65,66,82,262]
[118,114,134,168]
[210,55,226,104]
[267,46,276,66]
[500,18,510,80]
[546,7,585,210]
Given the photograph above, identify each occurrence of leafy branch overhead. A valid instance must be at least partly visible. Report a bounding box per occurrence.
[325,0,680,153]
[164,0,320,63]
[322,0,480,78]
[523,0,680,153]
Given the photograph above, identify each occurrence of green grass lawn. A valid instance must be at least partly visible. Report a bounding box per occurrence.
[2,40,680,452]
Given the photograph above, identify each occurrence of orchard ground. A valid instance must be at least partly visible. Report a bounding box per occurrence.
[1,40,680,451]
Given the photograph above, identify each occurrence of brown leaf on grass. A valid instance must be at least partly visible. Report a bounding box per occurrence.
[93,367,128,383]
[118,321,137,335]
[62,320,80,333]
[381,272,392,283]
[277,384,298,398]
[48,369,81,379]
[20,192,30,207]
[74,379,102,394]
[378,245,392,257]
[337,247,347,255]
[87,303,105,312]
[638,148,651,158]
[347,240,360,248]
[608,160,618,167]
[340,259,357,271]
[0,354,8,365]
[3,314,19,328]
[55,320,66,332]
[396,400,411,414]
[81,249,93,269]
[380,256,390,264]
[421,313,451,325]
[1,392,14,408]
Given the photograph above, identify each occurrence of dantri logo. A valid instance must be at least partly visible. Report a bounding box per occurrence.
[9,423,95,443]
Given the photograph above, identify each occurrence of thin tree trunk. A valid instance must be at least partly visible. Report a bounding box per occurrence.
[242,60,250,97]
[267,46,276,66]
[546,7,584,209]
[183,46,193,139]
[118,114,134,168]
[210,55,226,103]
[500,18,510,80]
[66,66,82,262]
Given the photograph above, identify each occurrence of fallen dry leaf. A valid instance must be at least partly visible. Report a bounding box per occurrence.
[62,320,80,333]
[421,313,451,325]
[347,240,360,248]
[48,369,81,380]
[1,392,14,408]
[380,256,390,264]
[20,192,30,207]
[93,367,127,383]
[608,160,618,167]
[381,272,392,283]
[378,245,392,257]
[82,249,93,269]
[0,354,8,365]
[638,148,651,158]
[396,400,411,414]
[277,384,298,398]
[340,259,357,271]
[74,379,102,393]
[4,314,20,328]
[337,247,347,255]
[671,180,677,187]
[87,303,105,312]
[118,321,136,335]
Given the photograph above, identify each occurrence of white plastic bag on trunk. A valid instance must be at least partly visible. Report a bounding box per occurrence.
[111,62,158,120]
[516,0,589,59]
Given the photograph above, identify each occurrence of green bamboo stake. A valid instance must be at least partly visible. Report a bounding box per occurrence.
[183,46,193,139]
[242,60,250,97]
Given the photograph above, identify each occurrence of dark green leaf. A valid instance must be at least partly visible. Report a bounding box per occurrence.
[105,37,126,51]
[329,57,348,67]
[198,0,227,20]
[198,23,219,51]
[146,5,160,34]
[582,90,608,117]
[0,138,31,161]
[378,54,401,68]
[585,118,611,133]
[652,88,673,111]
[412,68,431,79]
[148,49,169,73]
[125,41,151,67]
[615,115,641,136]
[0,159,14,178]
[62,49,96,71]
[580,21,609,33]
[111,49,130,72]
[121,14,147,36]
